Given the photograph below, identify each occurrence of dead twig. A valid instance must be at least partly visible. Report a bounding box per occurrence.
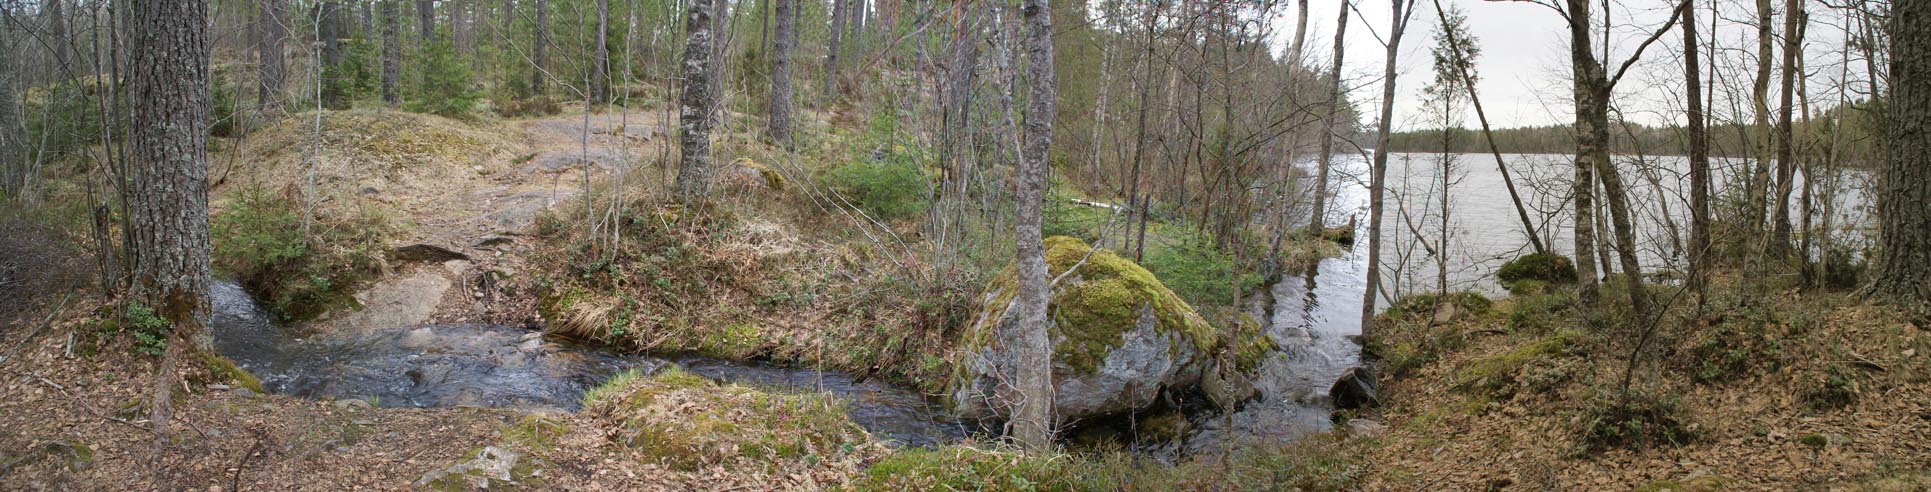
[0,292,74,367]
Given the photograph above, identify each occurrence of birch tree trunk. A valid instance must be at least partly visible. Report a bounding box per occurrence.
[825,0,848,101]
[1010,0,1055,453]
[676,0,719,204]
[1360,0,1413,335]
[593,0,611,104]
[124,0,212,441]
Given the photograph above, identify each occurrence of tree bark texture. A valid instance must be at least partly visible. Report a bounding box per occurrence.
[1010,0,1056,452]
[1360,0,1410,336]
[532,0,548,95]
[593,0,611,104]
[258,0,287,114]
[676,0,719,203]
[768,0,795,148]
[1868,0,1931,309]
[825,0,847,100]
[382,0,401,105]
[1683,0,1711,306]
[1771,0,1804,253]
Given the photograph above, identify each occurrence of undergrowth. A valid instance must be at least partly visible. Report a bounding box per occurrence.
[211,188,390,321]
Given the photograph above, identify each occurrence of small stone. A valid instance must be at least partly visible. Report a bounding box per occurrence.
[1345,419,1386,438]
[207,384,231,391]
[234,387,256,398]
[334,398,373,410]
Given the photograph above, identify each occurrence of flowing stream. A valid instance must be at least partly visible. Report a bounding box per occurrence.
[210,152,1857,455]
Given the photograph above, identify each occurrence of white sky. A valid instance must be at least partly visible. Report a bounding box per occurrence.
[1270,0,1870,131]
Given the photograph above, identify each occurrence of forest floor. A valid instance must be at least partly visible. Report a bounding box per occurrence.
[3,106,1927,490]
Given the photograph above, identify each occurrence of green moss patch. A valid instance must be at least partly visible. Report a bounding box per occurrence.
[586,367,871,471]
[1453,331,1578,398]
[972,237,1218,375]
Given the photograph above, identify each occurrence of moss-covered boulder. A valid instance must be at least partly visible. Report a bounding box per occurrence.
[951,236,1218,422]
[1497,253,1578,288]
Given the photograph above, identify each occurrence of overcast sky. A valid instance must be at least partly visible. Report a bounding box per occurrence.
[1270,0,1867,131]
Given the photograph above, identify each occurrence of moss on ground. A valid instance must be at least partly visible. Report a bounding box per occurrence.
[586,367,869,471]
[1452,331,1579,398]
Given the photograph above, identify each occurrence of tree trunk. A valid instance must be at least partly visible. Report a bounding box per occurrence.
[1010,0,1055,453]
[825,0,847,101]
[1308,1,1348,235]
[320,2,348,109]
[768,0,794,148]
[1770,0,1803,254]
[258,0,287,114]
[592,0,611,104]
[1683,0,1710,307]
[0,31,19,200]
[1125,0,1165,259]
[1867,0,1931,309]
[1748,0,1772,232]
[1433,0,1541,254]
[1264,0,1309,267]
[1360,0,1413,335]
[416,0,435,43]
[941,0,982,202]
[1564,0,1601,310]
[675,0,719,203]
[382,0,401,105]
[124,0,213,441]
[532,0,548,95]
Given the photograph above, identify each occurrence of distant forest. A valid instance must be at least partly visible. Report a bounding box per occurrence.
[1384,100,1885,166]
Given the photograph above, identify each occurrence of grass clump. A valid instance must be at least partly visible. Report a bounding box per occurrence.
[1143,236,1265,311]
[1453,331,1580,399]
[586,367,871,471]
[1572,386,1693,451]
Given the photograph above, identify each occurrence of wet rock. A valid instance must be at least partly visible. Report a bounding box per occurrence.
[952,237,1214,423]
[334,274,450,334]
[1202,362,1257,410]
[414,446,538,491]
[391,243,471,264]
[1330,367,1380,410]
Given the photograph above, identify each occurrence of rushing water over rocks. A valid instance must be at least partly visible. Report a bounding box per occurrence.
[207,281,960,446]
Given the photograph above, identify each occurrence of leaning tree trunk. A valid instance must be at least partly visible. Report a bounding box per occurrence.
[1867,0,1931,309]
[768,0,794,148]
[1683,0,1711,307]
[1009,0,1056,453]
[382,0,401,105]
[1747,0,1773,233]
[1308,1,1348,235]
[258,0,287,115]
[675,0,719,204]
[124,0,213,442]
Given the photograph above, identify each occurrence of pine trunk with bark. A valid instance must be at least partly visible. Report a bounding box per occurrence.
[1770,0,1803,254]
[382,0,401,105]
[321,2,348,109]
[1867,0,1931,309]
[124,0,213,440]
[532,0,548,95]
[676,0,719,203]
[0,31,20,199]
[1683,0,1711,306]
[416,0,435,43]
[1010,0,1055,453]
[258,0,287,114]
[768,0,794,148]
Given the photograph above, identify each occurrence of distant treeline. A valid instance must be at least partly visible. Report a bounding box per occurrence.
[1384,100,1885,167]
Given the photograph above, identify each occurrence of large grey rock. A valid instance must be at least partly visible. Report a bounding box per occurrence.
[950,237,1217,424]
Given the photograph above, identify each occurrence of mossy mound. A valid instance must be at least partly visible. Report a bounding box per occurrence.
[971,236,1217,373]
[1497,253,1579,287]
[584,367,873,471]
[953,236,1223,421]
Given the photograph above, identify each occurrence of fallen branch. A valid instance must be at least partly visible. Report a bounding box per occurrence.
[0,292,74,367]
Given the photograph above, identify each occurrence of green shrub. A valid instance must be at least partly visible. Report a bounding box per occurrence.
[826,152,929,220]
[212,189,389,321]
[123,304,171,357]
[1143,237,1263,310]
[1497,253,1578,288]
[1573,387,1693,451]
[406,34,479,117]
[1683,308,1784,383]
[1801,365,1861,411]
